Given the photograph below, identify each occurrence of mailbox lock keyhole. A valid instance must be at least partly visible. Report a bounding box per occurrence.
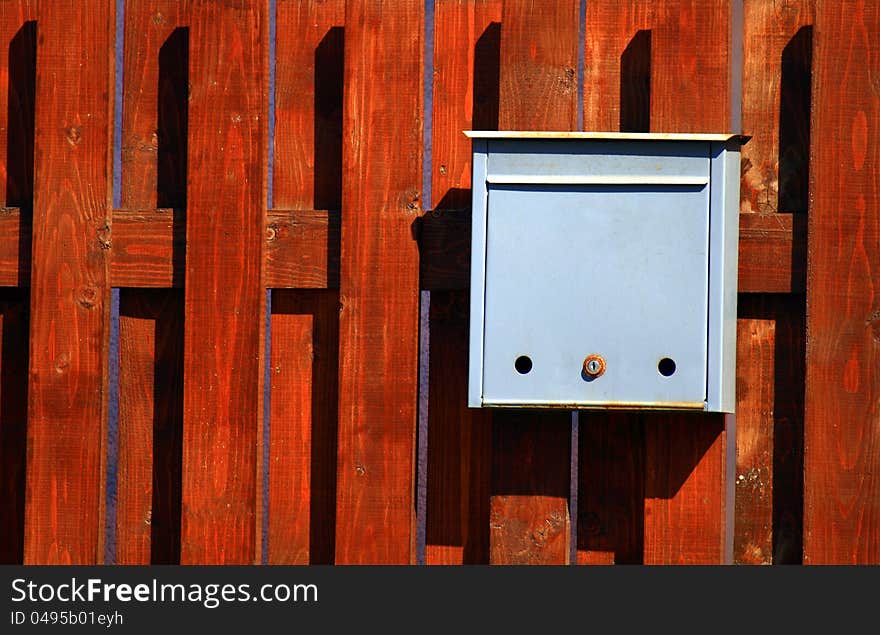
[583,354,606,379]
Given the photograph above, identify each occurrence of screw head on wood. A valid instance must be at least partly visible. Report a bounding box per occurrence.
[583,354,606,378]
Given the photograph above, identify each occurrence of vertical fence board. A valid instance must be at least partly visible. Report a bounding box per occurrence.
[735,0,811,566]
[425,0,499,566]
[334,0,423,564]
[117,290,183,564]
[804,0,880,564]
[491,0,578,565]
[741,0,813,216]
[582,0,653,133]
[268,0,343,565]
[116,0,189,566]
[578,0,651,566]
[639,0,730,565]
[24,0,114,564]
[181,0,266,564]
[735,295,805,565]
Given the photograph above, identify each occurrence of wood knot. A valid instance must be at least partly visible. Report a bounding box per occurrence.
[866,310,880,342]
[54,353,69,374]
[96,223,111,250]
[355,465,366,476]
[65,126,82,147]
[77,286,98,309]
[265,225,277,242]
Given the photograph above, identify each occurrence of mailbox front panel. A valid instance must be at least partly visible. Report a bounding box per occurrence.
[481,183,710,407]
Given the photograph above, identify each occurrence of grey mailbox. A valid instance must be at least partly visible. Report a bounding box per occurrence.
[466,131,746,413]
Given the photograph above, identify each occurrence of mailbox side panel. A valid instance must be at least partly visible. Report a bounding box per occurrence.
[468,140,489,407]
[707,142,741,412]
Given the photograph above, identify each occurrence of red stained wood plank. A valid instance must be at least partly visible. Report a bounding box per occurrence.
[734,314,775,564]
[577,412,645,565]
[180,0,267,564]
[492,0,579,565]
[0,1,36,211]
[334,0,423,564]
[735,295,805,565]
[24,0,114,564]
[577,0,651,567]
[268,291,338,564]
[738,213,806,295]
[116,289,183,564]
[740,0,813,215]
[583,0,653,132]
[425,0,498,566]
[115,1,189,565]
[641,0,731,565]
[120,1,190,212]
[651,0,730,133]
[269,0,343,564]
[0,289,28,563]
[804,0,880,564]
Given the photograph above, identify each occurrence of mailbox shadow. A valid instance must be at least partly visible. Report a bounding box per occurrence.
[620,30,651,133]
[0,290,28,564]
[6,21,35,286]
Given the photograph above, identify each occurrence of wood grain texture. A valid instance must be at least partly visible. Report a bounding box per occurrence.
[577,412,645,565]
[425,0,498,565]
[640,0,731,565]
[265,209,338,289]
[274,0,344,211]
[181,0,266,564]
[334,0,423,564]
[498,0,579,132]
[115,2,189,565]
[268,291,338,564]
[0,207,804,293]
[651,0,730,133]
[583,0,653,132]
[120,0,190,211]
[578,0,651,567]
[491,0,578,565]
[0,289,28,563]
[736,295,805,565]
[734,314,775,564]
[24,0,114,564]
[269,0,343,564]
[0,1,36,211]
[804,0,880,564]
[425,291,491,564]
[739,213,806,294]
[740,0,813,215]
[117,290,183,564]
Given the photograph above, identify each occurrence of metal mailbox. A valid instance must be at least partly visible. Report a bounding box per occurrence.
[466,131,747,412]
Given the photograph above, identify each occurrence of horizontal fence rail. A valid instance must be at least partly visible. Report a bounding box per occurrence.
[0,0,875,565]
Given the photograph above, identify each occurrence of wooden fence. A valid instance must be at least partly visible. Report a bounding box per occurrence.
[0,0,876,565]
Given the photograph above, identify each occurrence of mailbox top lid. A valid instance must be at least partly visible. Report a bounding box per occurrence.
[464,130,749,143]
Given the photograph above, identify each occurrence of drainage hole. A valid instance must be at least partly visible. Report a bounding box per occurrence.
[658,357,676,377]
[515,355,533,374]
